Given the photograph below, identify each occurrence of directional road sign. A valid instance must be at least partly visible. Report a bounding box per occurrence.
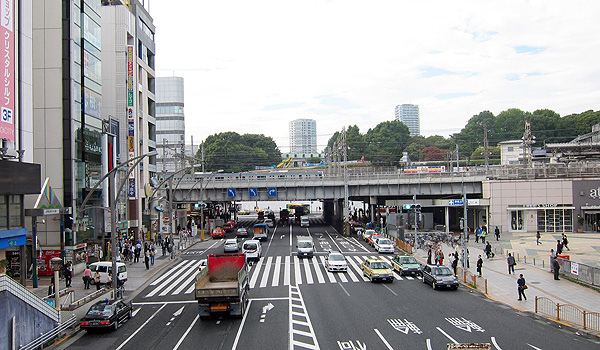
[227,188,237,197]
[249,188,258,197]
[268,187,277,196]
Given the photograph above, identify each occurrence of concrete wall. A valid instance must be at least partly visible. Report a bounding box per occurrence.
[0,291,57,349]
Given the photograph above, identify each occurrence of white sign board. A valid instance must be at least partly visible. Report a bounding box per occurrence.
[571,262,579,275]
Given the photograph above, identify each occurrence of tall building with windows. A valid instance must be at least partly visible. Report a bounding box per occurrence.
[156,77,185,174]
[395,104,420,136]
[289,119,317,154]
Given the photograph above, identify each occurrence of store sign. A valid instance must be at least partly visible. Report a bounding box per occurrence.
[0,0,15,140]
[589,188,600,199]
[127,46,136,199]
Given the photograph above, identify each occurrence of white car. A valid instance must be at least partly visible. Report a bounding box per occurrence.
[242,239,261,261]
[264,218,275,228]
[362,229,376,241]
[325,252,348,272]
[223,239,239,252]
[374,237,394,254]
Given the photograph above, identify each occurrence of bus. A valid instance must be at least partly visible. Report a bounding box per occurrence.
[287,203,310,215]
[253,223,269,241]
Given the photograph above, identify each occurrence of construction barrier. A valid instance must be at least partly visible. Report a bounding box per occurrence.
[395,238,413,254]
[535,296,600,333]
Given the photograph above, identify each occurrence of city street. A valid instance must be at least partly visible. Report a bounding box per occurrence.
[62,217,599,350]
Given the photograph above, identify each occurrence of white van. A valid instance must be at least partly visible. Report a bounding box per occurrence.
[297,236,314,258]
[242,239,261,261]
[300,217,310,227]
[89,261,128,285]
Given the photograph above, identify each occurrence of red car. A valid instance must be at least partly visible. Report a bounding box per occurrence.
[223,221,236,232]
[211,228,225,238]
[368,233,382,247]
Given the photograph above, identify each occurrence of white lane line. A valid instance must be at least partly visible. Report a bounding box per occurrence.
[172,314,199,350]
[436,327,459,344]
[150,260,189,285]
[491,337,502,350]
[249,257,264,288]
[383,283,398,296]
[232,299,253,350]
[115,303,167,350]
[294,255,303,285]
[526,344,542,350]
[325,230,343,252]
[374,328,394,350]
[284,255,291,286]
[272,256,281,287]
[319,256,337,283]
[303,257,314,284]
[312,257,326,284]
[260,256,273,288]
[132,308,141,317]
[159,261,202,296]
[426,339,433,350]
[337,282,351,297]
[145,260,196,297]
[133,301,196,305]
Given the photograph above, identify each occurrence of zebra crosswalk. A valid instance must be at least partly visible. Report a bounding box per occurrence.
[144,254,417,299]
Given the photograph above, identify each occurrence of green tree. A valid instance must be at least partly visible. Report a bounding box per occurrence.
[420,146,447,161]
[364,120,411,165]
[200,132,281,172]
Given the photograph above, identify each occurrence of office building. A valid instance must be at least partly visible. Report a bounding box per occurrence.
[156,76,185,174]
[289,119,317,154]
[395,104,420,136]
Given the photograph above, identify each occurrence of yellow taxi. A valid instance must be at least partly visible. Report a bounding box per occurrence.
[361,258,394,283]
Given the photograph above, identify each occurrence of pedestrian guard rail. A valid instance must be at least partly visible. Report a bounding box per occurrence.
[535,296,600,333]
[456,266,488,294]
[557,257,600,287]
[62,287,110,311]
[18,314,77,350]
[0,274,59,322]
[395,238,413,254]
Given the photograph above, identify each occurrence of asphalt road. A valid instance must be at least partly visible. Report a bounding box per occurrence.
[63,216,600,350]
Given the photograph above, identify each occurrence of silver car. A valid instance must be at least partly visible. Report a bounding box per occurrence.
[325,252,348,272]
[223,239,239,252]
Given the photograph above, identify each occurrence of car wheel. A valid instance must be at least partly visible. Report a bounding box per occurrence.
[422,275,427,283]
[113,319,119,331]
[432,282,436,290]
[128,309,132,319]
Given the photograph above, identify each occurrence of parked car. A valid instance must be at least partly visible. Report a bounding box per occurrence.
[361,258,394,283]
[236,227,248,237]
[80,299,133,331]
[89,262,128,286]
[223,238,239,252]
[374,237,394,253]
[325,251,348,272]
[391,255,421,276]
[422,265,459,290]
[211,228,225,238]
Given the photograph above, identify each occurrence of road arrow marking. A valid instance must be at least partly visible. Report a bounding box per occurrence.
[173,306,185,317]
[262,302,274,314]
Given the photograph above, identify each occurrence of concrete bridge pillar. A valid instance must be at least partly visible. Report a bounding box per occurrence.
[370,196,378,224]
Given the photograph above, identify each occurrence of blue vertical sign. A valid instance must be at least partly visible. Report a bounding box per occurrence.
[227,188,237,197]
[249,188,258,197]
[268,188,277,197]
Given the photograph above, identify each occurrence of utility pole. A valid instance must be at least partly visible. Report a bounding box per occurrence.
[523,121,533,168]
[456,144,459,168]
[483,124,489,171]
[342,128,349,235]
[413,194,417,242]
[201,142,205,173]
[462,187,468,269]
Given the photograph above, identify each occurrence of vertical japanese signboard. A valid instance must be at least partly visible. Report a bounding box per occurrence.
[0,0,14,140]
[127,45,136,199]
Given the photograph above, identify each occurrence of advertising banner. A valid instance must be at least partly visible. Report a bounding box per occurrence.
[0,0,15,140]
[127,46,136,198]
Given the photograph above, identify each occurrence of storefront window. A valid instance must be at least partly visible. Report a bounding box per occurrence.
[537,208,573,233]
[510,210,524,231]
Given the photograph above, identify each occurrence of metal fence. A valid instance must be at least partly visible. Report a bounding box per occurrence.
[557,258,600,287]
[18,315,77,350]
[535,296,600,333]
[457,266,488,294]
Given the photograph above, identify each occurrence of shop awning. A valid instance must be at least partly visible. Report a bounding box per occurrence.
[0,228,28,249]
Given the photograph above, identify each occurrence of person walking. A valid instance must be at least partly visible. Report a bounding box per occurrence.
[485,242,494,259]
[144,250,150,270]
[494,226,500,241]
[452,253,459,275]
[476,255,483,276]
[427,247,432,265]
[481,228,487,244]
[536,231,541,245]
[64,262,72,287]
[475,227,480,243]
[517,274,527,301]
[556,240,563,255]
[507,253,516,274]
[93,271,102,290]
[552,258,560,280]
[150,243,156,266]
[562,233,570,251]
[83,265,92,289]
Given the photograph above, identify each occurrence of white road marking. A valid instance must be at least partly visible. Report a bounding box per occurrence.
[294,255,303,285]
[319,256,337,283]
[272,256,281,287]
[312,257,326,283]
[115,303,167,350]
[436,327,459,344]
[172,314,199,350]
[249,257,264,288]
[491,337,502,350]
[426,339,433,350]
[231,299,253,350]
[145,260,196,297]
[527,344,543,350]
[150,260,188,285]
[132,308,141,317]
[337,282,351,297]
[260,257,273,288]
[303,258,314,284]
[284,255,291,286]
[159,261,202,296]
[383,283,398,296]
[374,328,394,350]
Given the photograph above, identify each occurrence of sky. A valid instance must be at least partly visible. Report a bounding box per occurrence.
[149,0,600,153]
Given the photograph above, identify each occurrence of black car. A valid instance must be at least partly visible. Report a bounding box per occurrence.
[421,265,459,290]
[80,299,133,331]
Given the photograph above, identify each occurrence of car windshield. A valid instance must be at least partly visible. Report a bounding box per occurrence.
[298,241,312,248]
[433,267,453,275]
[87,304,113,315]
[371,262,388,269]
[400,257,417,264]
[378,239,391,245]
[238,228,246,232]
[244,243,257,250]
[329,254,345,261]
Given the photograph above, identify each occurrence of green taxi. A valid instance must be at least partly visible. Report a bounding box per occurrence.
[361,258,394,283]
[391,254,421,276]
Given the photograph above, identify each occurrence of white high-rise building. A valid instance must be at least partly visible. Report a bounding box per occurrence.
[395,104,420,136]
[156,77,185,174]
[289,119,317,154]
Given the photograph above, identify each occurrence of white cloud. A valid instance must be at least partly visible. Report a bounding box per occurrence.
[151,0,600,152]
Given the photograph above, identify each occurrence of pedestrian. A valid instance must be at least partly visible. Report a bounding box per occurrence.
[562,233,570,251]
[484,242,493,259]
[144,250,150,270]
[536,231,541,245]
[550,248,557,273]
[427,247,432,265]
[452,253,459,275]
[162,241,166,256]
[507,253,516,274]
[93,271,101,290]
[494,226,500,241]
[552,258,560,280]
[517,274,527,301]
[556,240,563,255]
[439,250,444,266]
[475,227,480,243]
[150,243,156,266]
[481,229,487,244]
[64,262,72,287]
[83,265,92,289]
[169,241,175,260]
[476,255,483,276]
[48,281,55,297]
[134,246,141,263]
